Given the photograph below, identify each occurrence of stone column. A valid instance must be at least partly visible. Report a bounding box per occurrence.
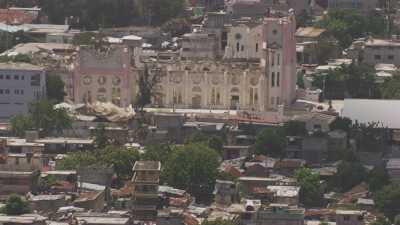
[224,71,229,109]
[204,72,209,107]
[185,70,190,108]
[166,71,171,107]
[241,71,247,110]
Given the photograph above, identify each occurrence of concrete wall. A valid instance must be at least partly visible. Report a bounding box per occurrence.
[336,213,364,225]
[0,171,40,196]
[30,195,67,212]
[363,45,400,66]
[74,190,105,212]
[180,34,218,60]
[78,166,114,186]
[0,154,45,171]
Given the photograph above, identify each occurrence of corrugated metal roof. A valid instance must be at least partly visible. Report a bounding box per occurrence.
[342,99,400,129]
[296,27,326,38]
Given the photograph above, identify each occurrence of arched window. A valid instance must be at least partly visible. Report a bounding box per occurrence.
[249,88,253,104]
[277,72,280,87]
[98,87,107,93]
[254,89,258,105]
[231,87,239,93]
[192,86,202,92]
[271,72,275,87]
[211,88,216,105]
[178,92,182,104]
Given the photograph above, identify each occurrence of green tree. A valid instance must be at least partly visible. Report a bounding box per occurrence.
[284,120,307,136]
[10,115,34,137]
[352,122,390,153]
[1,194,31,215]
[344,64,377,98]
[94,123,108,148]
[381,76,400,99]
[142,144,173,165]
[72,32,102,46]
[40,0,137,30]
[375,184,400,221]
[368,165,390,192]
[29,100,72,135]
[0,54,32,63]
[134,65,160,112]
[30,100,57,133]
[296,10,312,28]
[295,167,323,207]
[164,143,219,202]
[57,146,140,179]
[334,161,367,192]
[217,171,237,182]
[208,136,224,156]
[201,219,236,225]
[184,131,209,144]
[330,117,352,133]
[185,132,225,156]
[0,32,33,53]
[135,0,185,25]
[13,54,32,63]
[312,64,379,100]
[371,217,391,225]
[316,9,385,49]
[46,74,65,103]
[255,128,287,158]
[315,38,338,64]
[99,146,141,178]
[56,151,98,170]
[297,71,305,89]
[52,108,72,135]
[161,18,191,36]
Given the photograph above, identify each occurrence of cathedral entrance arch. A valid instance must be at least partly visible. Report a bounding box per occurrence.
[230,95,240,110]
[230,87,240,110]
[192,95,202,108]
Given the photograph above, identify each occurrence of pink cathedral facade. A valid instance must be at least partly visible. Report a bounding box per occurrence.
[73,45,132,107]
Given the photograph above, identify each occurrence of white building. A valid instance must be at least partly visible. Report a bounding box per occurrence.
[0,63,46,120]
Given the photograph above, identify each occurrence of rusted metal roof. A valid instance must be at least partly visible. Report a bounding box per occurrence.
[296,27,326,38]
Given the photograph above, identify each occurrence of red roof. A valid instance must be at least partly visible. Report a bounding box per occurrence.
[112,183,133,198]
[339,182,369,204]
[50,181,76,192]
[253,155,268,162]
[274,159,305,169]
[224,165,242,177]
[252,186,273,194]
[169,196,190,207]
[0,9,36,24]
[305,208,335,217]
[184,213,200,225]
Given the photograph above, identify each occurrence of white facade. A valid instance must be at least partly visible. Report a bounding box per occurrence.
[149,14,297,112]
[0,63,46,120]
[224,23,263,60]
[262,15,297,109]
